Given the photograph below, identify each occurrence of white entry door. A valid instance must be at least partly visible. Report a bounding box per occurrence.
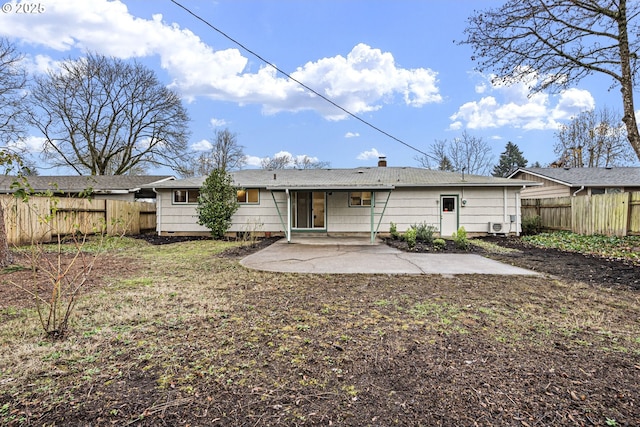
[440,195,458,236]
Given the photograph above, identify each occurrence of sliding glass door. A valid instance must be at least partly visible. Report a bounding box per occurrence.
[292,191,325,229]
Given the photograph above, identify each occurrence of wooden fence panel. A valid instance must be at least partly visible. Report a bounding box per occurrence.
[628,192,640,235]
[106,200,136,236]
[138,203,157,232]
[1,195,51,245]
[2,195,157,245]
[54,198,107,236]
[572,193,629,236]
[523,191,639,237]
[522,197,572,231]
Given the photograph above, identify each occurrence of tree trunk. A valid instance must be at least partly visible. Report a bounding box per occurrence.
[0,202,12,267]
[617,0,640,162]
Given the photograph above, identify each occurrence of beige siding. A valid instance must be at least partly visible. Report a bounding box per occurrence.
[514,172,570,198]
[156,189,208,234]
[155,187,524,236]
[229,190,287,233]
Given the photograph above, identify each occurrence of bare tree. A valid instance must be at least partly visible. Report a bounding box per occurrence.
[0,38,28,148]
[261,153,292,170]
[260,153,330,170]
[29,53,190,175]
[554,107,633,167]
[293,155,330,169]
[461,0,640,163]
[211,129,246,172]
[417,132,494,175]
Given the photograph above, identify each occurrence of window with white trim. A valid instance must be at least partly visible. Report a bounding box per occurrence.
[173,189,200,204]
[237,188,259,204]
[349,191,372,206]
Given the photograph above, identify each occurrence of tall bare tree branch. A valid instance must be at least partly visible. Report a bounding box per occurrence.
[460,0,640,162]
[29,53,191,175]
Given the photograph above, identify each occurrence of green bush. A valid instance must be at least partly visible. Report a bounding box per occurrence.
[433,238,446,251]
[452,227,469,250]
[389,222,400,240]
[402,227,417,249]
[521,215,543,235]
[196,169,239,239]
[412,222,436,243]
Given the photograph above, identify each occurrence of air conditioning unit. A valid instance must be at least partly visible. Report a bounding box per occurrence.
[488,222,511,234]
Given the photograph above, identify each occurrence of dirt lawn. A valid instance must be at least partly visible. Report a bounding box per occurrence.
[0,236,639,426]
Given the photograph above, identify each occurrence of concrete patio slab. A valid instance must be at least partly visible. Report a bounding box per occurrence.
[240,237,538,276]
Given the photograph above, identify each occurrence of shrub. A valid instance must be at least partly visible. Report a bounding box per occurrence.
[452,227,469,250]
[389,222,400,240]
[521,215,543,235]
[412,222,435,244]
[197,169,239,239]
[402,227,417,249]
[433,238,446,251]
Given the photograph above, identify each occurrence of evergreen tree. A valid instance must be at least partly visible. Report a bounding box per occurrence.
[492,142,527,177]
[197,169,239,239]
[438,156,454,171]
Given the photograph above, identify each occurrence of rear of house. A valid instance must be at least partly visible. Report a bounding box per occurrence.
[148,165,538,241]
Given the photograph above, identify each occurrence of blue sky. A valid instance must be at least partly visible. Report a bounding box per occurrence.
[1,0,632,175]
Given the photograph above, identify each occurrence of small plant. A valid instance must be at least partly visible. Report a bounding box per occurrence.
[237,219,264,247]
[402,227,417,249]
[521,215,543,235]
[452,227,469,250]
[389,222,400,240]
[412,222,435,244]
[433,238,446,251]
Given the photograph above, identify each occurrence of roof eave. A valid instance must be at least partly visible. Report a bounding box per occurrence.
[265,185,396,191]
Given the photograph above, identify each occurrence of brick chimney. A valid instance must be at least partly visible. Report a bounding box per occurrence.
[377,156,387,167]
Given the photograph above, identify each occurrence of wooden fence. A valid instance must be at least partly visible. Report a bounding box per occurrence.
[521,191,640,237]
[1,195,157,245]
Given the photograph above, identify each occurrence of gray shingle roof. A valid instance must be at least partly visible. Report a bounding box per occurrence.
[511,167,640,187]
[149,167,537,189]
[0,175,175,194]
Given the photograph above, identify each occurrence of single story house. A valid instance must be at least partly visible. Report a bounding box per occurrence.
[0,175,175,202]
[509,167,640,199]
[146,160,540,242]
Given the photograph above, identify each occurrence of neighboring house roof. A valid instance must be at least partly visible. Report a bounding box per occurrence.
[509,167,640,187]
[149,167,539,190]
[0,175,175,195]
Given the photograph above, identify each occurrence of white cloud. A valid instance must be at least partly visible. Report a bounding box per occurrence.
[209,118,228,128]
[244,155,263,167]
[0,4,441,120]
[24,54,61,75]
[190,139,212,152]
[357,148,384,160]
[9,135,46,154]
[345,132,360,138]
[451,70,595,131]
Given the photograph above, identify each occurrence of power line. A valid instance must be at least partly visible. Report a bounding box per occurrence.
[169,0,435,161]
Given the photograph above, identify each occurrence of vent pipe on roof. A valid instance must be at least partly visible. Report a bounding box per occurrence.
[378,156,387,167]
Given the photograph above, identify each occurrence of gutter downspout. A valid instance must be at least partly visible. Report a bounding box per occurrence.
[503,187,508,223]
[286,189,291,243]
[152,188,161,235]
[516,187,523,236]
[572,186,585,197]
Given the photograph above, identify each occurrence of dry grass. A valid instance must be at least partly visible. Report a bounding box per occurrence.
[1,238,639,426]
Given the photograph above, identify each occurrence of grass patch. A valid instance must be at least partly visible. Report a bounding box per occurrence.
[1,240,639,425]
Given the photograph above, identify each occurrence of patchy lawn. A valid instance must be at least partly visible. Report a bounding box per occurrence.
[0,237,639,426]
